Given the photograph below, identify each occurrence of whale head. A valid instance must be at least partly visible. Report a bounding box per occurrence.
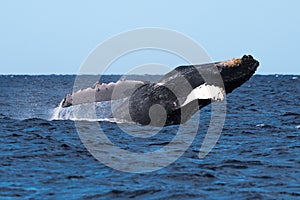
[216,55,259,94]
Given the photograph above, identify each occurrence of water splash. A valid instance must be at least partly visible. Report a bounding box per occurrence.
[50,99,64,120]
[50,98,130,123]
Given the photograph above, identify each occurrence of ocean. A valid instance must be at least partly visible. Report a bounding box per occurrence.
[1,74,300,199]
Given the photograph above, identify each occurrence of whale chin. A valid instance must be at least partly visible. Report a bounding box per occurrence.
[60,55,259,126]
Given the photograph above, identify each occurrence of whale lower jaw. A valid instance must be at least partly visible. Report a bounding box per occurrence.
[59,55,259,126]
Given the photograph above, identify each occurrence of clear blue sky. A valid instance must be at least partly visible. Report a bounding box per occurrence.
[0,0,299,74]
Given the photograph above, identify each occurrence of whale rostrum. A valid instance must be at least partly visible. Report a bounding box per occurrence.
[60,55,259,126]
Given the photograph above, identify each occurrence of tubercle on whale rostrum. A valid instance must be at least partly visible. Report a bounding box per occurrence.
[217,57,242,67]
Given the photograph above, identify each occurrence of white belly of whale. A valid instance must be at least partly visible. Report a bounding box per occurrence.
[181,83,225,107]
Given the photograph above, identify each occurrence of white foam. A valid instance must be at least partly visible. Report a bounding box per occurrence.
[181,83,225,107]
[50,99,65,120]
[49,98,132,124]
[256,124,266,127]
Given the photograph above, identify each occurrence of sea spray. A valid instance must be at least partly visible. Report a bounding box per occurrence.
[50,98,129,122]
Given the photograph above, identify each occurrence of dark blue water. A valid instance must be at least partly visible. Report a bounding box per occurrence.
[1,75,300,199]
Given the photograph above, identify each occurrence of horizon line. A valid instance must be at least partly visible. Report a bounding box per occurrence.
[0,73,299,76]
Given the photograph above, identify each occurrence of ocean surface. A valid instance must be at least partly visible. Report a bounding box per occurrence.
[1,74,300,199]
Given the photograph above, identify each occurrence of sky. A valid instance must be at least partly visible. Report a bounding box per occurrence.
[0,0,299,75]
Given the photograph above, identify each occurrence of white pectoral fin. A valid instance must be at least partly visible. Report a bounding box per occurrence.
[181,83,225,107]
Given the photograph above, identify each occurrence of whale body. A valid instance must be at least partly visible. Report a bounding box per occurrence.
[60,55,259,126]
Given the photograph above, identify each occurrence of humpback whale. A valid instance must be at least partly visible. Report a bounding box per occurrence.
[60,55,259,126]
